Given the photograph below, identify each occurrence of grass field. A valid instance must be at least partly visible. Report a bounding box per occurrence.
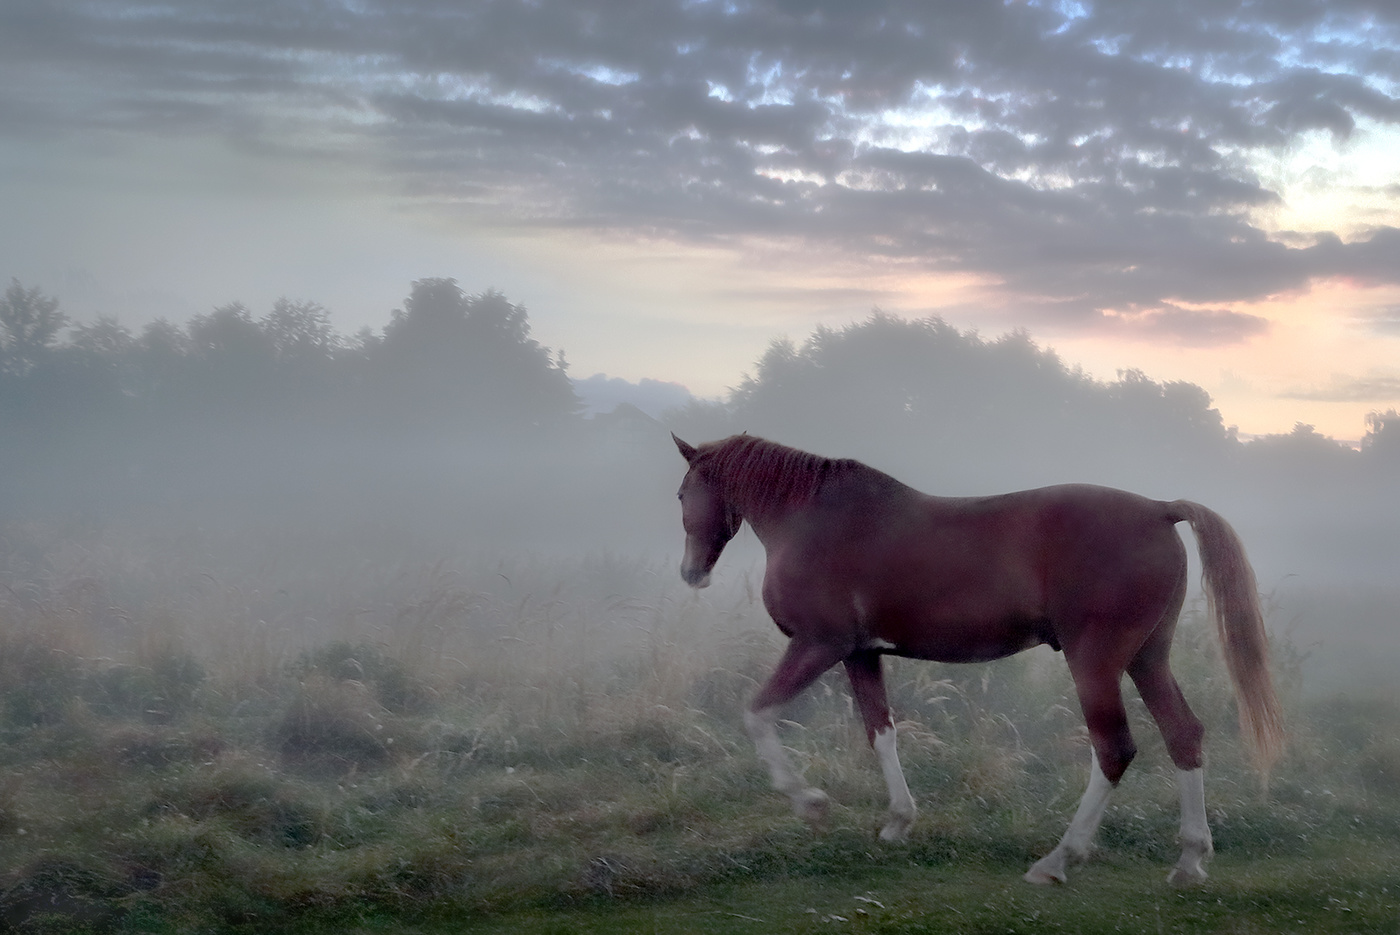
[1,533,1398,933]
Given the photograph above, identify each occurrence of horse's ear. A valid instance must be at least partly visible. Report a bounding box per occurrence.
[672,433,698,464]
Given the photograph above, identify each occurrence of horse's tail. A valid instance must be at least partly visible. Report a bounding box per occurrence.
[1168,500,1285,778]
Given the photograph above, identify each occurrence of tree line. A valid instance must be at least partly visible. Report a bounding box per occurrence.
[1,276,1394,514]
[668,312,1397,493]
[0,277,577,442]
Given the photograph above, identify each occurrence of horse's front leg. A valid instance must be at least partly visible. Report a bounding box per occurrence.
[746,638,848,826]
[844,649,916,841]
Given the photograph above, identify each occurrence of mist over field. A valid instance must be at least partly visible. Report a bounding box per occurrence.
[3,275,1395,687]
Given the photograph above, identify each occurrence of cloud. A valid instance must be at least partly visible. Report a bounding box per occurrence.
[1283,374,1400,402]
[1361,304,1400,336]
[4,0,1400,341]
[704,284,896,311]
[1102,303,1270,346]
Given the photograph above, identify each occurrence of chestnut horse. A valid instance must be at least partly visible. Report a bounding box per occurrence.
[672,433,1283,885]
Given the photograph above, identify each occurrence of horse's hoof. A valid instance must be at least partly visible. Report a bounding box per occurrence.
[1168,839,1212,886]
[1024,855,1067,885]
[878,810,915,842]
[1167,863,1208,887]
[792,788,830,826]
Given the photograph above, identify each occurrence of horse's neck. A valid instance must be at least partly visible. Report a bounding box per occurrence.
[721,461,819,532]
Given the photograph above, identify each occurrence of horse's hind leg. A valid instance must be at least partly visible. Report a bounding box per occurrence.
[1166,767,1212,886]
[745,638,849,826]
[843,650,916,841]
[1128,628,1213,886]
[1026,663,1135,885]
[1024,750,1115,885]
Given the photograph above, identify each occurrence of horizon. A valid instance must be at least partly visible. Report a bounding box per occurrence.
[12,273,1387,446]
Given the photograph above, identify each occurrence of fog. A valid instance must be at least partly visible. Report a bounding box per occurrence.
[1,277,1397,693]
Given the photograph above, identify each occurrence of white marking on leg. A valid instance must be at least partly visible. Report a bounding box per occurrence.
[872,726,916,841]
[1025,751,1114,885]
[1167,767,1213,886]
[744,706,828,825]
[863,637,899,652]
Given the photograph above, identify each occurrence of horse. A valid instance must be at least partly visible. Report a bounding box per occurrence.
[671,433,1284,886]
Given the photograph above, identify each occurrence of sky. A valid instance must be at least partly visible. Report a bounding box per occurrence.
[2,0,1399,440]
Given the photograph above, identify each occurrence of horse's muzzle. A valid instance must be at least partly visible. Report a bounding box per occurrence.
[681,564,712,588]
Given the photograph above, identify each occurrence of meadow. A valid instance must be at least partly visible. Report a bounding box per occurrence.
[1,521,1398,934]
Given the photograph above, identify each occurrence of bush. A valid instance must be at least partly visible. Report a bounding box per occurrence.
[291,641,435,715]
[88,650,205,723]
[273,674,402,771]
[0,633,85,728]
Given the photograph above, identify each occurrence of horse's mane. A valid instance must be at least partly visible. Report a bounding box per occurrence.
[695,435,873,518]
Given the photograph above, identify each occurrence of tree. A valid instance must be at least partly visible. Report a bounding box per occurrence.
[703,311,1241,491]
[57,317,138,417]
[1238,422,1358,488]
[127,319,191,403]
[188,302,271,363]
[1362,409,1400,465]
[184,302,276,414]
[0,280,67,378]
[722,313,1108,487]
[373,279,578,432]
[261,298,336,363]
[69,317,135,359]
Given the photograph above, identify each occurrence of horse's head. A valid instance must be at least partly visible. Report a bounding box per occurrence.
[673,434,741,588]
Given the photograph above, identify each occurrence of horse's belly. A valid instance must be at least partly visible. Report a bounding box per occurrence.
[872,593,1055,663]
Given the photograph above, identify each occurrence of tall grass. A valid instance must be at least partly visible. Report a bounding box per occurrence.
[0,521,1396,932]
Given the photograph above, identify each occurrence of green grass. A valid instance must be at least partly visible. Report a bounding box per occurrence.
[1,549,1398,933]
[398,844,1398,935]
[430,844,1400,935]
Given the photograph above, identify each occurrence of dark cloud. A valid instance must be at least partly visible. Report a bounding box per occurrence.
[4,0,1399,342]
